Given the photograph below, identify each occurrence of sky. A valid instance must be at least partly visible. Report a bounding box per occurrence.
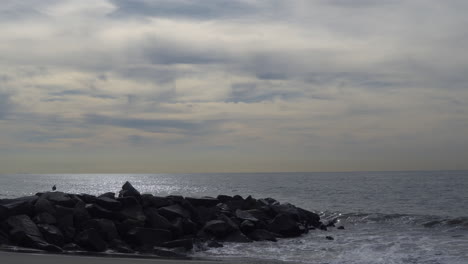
[0,0,467,173]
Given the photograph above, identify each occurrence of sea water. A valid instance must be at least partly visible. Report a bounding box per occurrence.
[1,171,467,264]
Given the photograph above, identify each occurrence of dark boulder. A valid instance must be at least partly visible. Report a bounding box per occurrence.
[158,204,191,220]
[126,227,172,247]
[33,212,57,225]
[0,230,9,245]
[109,239,134,253]
[119,199,146,222]
[73,201,91,228]
[270,203,300,221]
[6,214,52,250]
[162,238,194,250]
[0,205,7,221]
[267,214,302,237]
[216,195,232,203]
[326,236,334,240]
[77,194,97,204]
[337,226,345,230]
[116,219,144,237]
[98,192,115,199]
[63,243,82,251]
[0,196,37,216]
[118,181,141,200]
[166,195,185,204]
[86,204,115,219]
[240,220,255,233]
[297,207,321,228]
[76,228,107,252]
[38,224,64,247]
[153,247,188,258]
[207,240,223,248]
[223,230,252,243]
[96,196,122,211]
[141,194,172,208]
[41,192,75,207]
[248,229,278,242]
[34,198,56,216]
[202,220,233,238]
[195,206,219,225]
[84,219,120,242]
[185,197,219,207]
[235,209,259,222]
[145,207,173,230]
[258,197,279,206]
[55,206,75,242]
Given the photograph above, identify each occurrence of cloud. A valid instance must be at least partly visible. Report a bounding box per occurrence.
[0,92,14,119]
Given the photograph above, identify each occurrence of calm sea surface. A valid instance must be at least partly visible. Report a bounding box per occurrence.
[1,171,467,264]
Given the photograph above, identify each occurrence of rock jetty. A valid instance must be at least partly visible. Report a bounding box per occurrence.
[0,182,326,257]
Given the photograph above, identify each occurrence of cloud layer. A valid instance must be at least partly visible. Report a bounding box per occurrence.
[1,0,467,173]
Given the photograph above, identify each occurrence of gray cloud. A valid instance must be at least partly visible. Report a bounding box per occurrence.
[0,92,14,119]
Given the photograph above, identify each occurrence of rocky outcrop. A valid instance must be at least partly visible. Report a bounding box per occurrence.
[0,181,329,257]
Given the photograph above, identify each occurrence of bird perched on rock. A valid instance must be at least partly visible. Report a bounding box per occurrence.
[52,185,56,191]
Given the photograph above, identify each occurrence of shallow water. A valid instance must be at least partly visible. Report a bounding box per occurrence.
[1,171,467,264]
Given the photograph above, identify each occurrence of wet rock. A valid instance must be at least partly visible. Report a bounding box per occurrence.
[116,219,144,236]
[270,203,300,221]
[248,229,278,242]
[185,197,219,207]
[77,194,97,204]
[297,207,321,228]
[76,228,107,252]
[38,224,64,247]
[223,230,252,243]
[0,205,8,221]
[207,240,223,248]
[84,219,119,242]
[337,226,345,230]
[202,220,233,238]
[267,214,302,237]
[326,236,334,240]
[153,247,187,258]
[96,197,122,211]
[162,238,194,250]
[56,206,75,242]
[216,195,233,203]
[158,204,191,220]
[167,195,185,204]
[33,212,57,225]
[119,199,146,222]
[63,243,82,251]
[119,181,141,200]
[181,218,197,236]
[110,239,134,253]
[126,227,172,247]
[240,220,255,233]
[6,214,51,250]
[235,209,259,222]
[195,206,219,225]
[142,194,172,208]
[73,201,91,228]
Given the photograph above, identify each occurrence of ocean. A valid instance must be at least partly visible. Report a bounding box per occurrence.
[0,171,467,264]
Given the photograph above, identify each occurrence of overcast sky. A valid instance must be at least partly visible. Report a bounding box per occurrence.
[1,0,467,173]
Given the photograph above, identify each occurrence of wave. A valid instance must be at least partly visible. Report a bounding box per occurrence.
[319,211,468,230]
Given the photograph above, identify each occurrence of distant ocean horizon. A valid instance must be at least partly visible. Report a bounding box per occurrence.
[1,170,467,264]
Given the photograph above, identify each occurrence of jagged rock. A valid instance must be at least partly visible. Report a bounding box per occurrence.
[258,198,279,206]
[235,209,259,222]
[38,224,64,247]
[162,238,194,250]
[41,192,75,207]
[84,219,119,242]
[248,229,278,242]
[240,220,255,233]
[202,220,233,238]
[98,192,115,199]
[77,194,97,204]
[56,206,75,242]
[0,230,9,245]
[219,214,239,232]
[245,209,271,222]
[110,239,134,253]
[185,197,219,207]
[6,215,52,250]
[34,198,56,216]
[73,201,91,228]
[195,206,219,225]
[181,218,197,236]
[167,195,185,203]
[33,212,57,225]
[116,219,144,236]
[224,230,252,243]
[96,196,122,211]
[171,218,184,238]
[142,194,172,208]
[297,207,321,228]
[0,196,37,216]
[76,228,107,252]
[270,203,300,221]
[119,198,146,222]
[86,204,115,219]
[0,205,8,221]
[63,243,82,251]
[119,181,141,199]
[126,227,172,247]
[145,207,173,230]
[158,204,191,220]
[267,214,302,237]
[216,195,233,203]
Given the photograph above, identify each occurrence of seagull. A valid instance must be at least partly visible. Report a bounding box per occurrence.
[52,185,56,191]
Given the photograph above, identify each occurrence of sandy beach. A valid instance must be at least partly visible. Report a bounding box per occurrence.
[0,251,224,264]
